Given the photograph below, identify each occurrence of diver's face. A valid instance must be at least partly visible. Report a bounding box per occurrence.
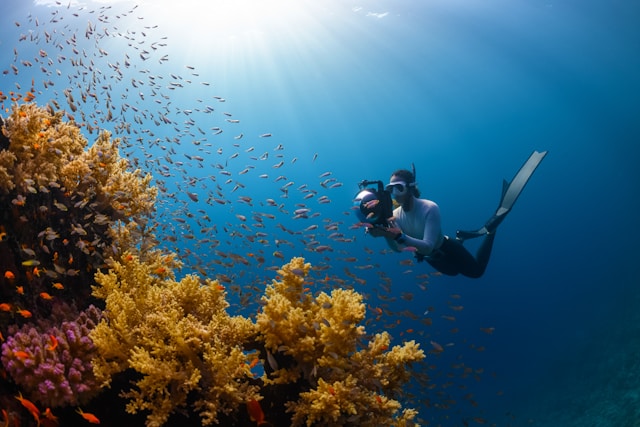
[386,175,410,203]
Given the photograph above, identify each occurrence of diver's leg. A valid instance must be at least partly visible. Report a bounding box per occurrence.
[435,234,496,278]
[426,256,459,276]
[427,237,477,277]
[469,232,496,278]
[426,237,460,276]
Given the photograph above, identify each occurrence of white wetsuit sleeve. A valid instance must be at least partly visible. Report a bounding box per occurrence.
[401,203,442,255]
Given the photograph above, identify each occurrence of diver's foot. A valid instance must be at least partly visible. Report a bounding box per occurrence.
[456,212,508,242]
[484,209,510,234]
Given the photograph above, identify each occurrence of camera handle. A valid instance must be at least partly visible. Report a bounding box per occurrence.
[358,179,385,192]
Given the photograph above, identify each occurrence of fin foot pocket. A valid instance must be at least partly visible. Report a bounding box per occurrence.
[484,209,510,234]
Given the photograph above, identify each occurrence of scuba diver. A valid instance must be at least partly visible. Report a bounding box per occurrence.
[358,151,547,278]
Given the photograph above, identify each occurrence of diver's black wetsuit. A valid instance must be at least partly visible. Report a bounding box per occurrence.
[419,234,496,278]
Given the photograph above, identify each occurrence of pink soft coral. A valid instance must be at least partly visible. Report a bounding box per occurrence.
[1,305,102,407]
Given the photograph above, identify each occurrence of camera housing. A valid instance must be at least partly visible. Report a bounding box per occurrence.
[354,180,393,227]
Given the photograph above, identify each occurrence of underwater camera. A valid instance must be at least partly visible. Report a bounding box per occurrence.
[354,180,393,227]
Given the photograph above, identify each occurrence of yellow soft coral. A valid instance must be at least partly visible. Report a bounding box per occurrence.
[91,255,424,426]
[256,257,366,366]
[0,102,156,223]
[288,375,414,426]
[60,130,157,219]
[1,103,85,193]
[0,149,17,193]
[256,257,425,426]
[91,251,258,427]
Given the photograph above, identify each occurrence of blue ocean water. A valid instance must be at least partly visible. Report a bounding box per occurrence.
[1,0,639,426]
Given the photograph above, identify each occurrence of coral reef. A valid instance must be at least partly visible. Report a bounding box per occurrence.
[60,129,156,221]
[257,257,425,426]
[0,102,157,420]
[0,103,85,195]
[90,250,259,427]
[0,103,156,215]
[92,255,425,427]
[1,305,102,408]
[0,102,157,317]
[2,102,426,426]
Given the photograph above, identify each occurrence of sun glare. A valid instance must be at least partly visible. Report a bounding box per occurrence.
[150,0,318,42]
[125,0,344,81]
[37,0,328,45]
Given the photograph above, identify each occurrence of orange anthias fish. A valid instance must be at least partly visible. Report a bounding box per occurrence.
[43,407,58,423]
[3,271,15,280]
[246,399,271,426]
[17,308,32,318]
[47,335,58,351]
[15,392,40,425]
[76,408,100,424]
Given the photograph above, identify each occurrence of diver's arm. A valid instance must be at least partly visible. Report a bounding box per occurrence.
[394,204,442,255]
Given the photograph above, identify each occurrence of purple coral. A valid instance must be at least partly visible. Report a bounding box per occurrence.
[1,305,102,408]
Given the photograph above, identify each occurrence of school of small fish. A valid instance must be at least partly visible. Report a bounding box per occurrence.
[0,2,497,425]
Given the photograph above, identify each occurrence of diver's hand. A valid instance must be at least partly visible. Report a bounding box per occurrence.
[367,227,387,238]
[368,225,402,239]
